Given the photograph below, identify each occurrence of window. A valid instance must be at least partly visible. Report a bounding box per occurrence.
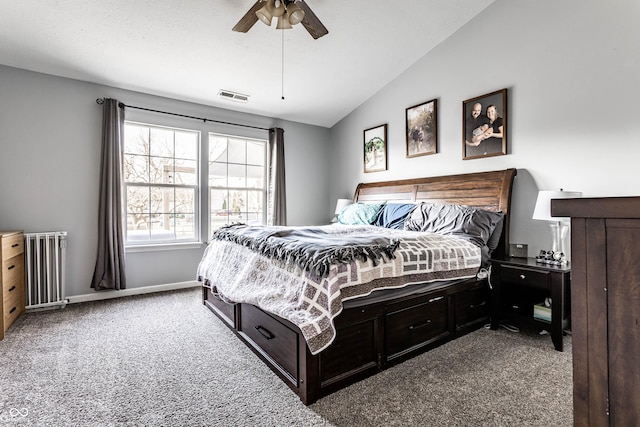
[209,133,267,232]
[123,122,199,244]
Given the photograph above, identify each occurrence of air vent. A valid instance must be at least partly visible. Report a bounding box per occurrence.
[218,90,249,103]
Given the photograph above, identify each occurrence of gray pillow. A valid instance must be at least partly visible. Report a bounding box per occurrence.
[404,202,504,248]
[486,214,504,251]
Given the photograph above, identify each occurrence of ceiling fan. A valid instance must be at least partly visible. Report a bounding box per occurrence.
[233,0,329,39]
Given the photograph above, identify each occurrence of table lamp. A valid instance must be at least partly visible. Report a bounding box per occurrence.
[332,198,353,223]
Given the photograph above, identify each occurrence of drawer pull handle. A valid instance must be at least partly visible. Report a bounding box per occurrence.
[8,285,16,292]
[470,300,486,309]
[409,320,432,330]
[11,243,19,248]
[428,296,444,303]
[8,264,15,270]
[9,307,17,314]
[519,274,526,280]
[254,325,275,340]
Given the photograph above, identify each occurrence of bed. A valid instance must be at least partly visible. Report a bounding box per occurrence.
[198,168,517,404]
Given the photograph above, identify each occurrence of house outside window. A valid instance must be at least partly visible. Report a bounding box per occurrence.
[123,122,199,244]
[208,133,267,233]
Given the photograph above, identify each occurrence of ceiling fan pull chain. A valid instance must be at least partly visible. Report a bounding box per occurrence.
[281,28,285,100]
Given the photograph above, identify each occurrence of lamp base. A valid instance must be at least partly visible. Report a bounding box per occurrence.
[549,221,569,254]
[535,221,569,265]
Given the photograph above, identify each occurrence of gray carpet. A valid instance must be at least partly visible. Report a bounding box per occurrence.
[0,288,572,426]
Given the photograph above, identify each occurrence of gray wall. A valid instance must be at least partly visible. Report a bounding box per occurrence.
[329,0,640,258]
[2,0,639,299]
[0,65,330,298]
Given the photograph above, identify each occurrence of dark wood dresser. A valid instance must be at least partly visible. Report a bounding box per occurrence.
[552,197,640,426]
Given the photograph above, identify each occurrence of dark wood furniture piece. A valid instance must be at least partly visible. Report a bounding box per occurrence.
[489,256,570,351]
[552,196,640,426]
[1,230,25,340]
[202,168,517,404]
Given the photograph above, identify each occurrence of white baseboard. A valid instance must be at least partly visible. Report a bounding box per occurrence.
[66,281,200,304]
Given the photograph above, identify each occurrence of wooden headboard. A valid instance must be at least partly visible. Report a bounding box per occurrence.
[353,168,517,257]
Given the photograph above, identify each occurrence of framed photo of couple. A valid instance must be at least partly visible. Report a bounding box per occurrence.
[462,88,507,160]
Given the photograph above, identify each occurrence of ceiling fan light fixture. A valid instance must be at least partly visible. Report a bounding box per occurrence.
[271,0,285,17]
[256,0,274,25]
[276,12,293,29]
[286,3,305,25]
[232,0,328,39]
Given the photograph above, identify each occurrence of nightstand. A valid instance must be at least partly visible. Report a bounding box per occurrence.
[489,257,570,351]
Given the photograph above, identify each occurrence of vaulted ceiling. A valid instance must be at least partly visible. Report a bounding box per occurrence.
[0,0,495,127]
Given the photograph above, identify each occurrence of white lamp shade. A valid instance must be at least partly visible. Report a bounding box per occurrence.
[256,0,275,25]
[271,0,285,17]
[287,3,305,25]
[532,190,582,222]
[334,198,353,215]
[276,13,292,29]
[256,9,273,25]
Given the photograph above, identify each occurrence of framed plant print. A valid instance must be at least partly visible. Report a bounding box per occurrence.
[406,99,437,158]
[463,88,507,160]
[363,124,388,173]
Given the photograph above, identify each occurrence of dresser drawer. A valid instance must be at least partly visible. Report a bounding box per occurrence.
[240,304,298,381]
[2,256,24,291]
[4,285,23,330]
[386,294,449,358]
[3,273,23,302]
[1,233,24,259]
[500,265,549,289]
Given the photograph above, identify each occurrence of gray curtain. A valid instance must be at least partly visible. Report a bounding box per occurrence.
[268,127,287,226]
[91,98,127,290]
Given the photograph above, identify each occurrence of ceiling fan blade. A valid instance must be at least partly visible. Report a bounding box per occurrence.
[297,1,328,39]
[232,0,263,33]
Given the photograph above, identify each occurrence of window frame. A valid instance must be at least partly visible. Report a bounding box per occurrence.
[208,132,268,234]
[122,121,201,248]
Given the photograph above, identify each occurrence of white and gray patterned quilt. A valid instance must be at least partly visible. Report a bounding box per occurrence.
[197,225,481,355]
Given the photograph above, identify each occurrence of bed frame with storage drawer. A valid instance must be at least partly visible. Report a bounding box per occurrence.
[202,168,517,404]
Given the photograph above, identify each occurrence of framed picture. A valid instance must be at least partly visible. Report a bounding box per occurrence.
[463,88,507,160]
[406,99,437,158]
[363,124,388,173]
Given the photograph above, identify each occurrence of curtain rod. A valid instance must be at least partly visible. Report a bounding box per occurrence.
[95,98,270,132]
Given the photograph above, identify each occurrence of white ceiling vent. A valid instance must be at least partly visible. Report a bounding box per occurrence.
[218,90,249,103]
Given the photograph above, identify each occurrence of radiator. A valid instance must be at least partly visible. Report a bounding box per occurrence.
[24,231,68,310]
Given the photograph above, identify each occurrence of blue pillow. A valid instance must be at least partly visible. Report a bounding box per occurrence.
[338,203,385,225]
[373,203,416,229]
